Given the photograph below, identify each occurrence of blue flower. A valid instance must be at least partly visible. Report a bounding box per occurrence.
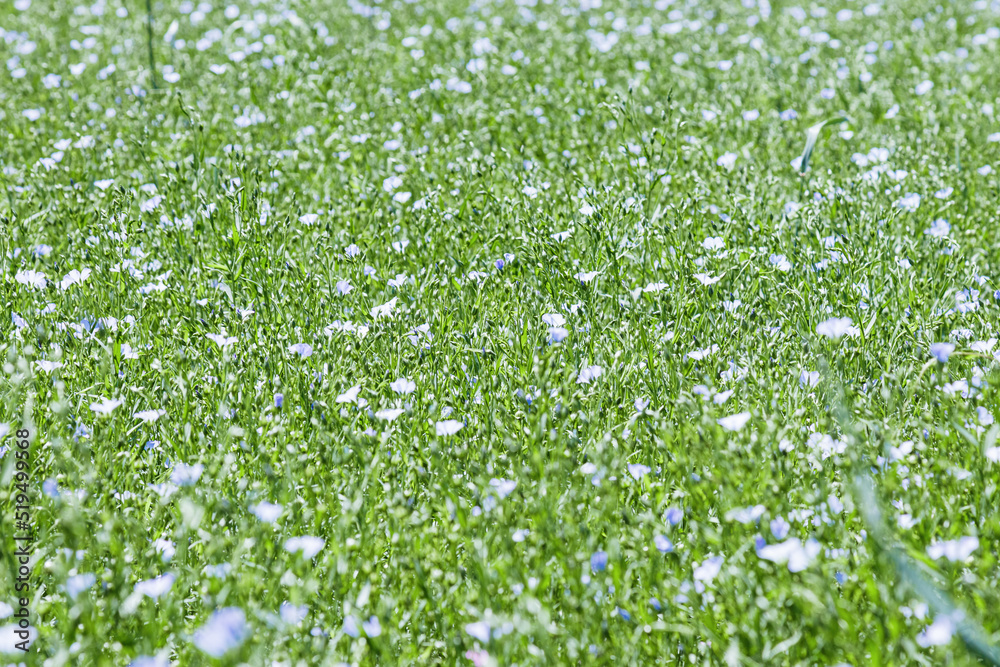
[362,616,382,637]
[193,607,248,658]
[43,478,60,499]
[654,535,674,553]
[929,342,955,364]
[170,462,204,487]
[343,615,361,638]
[590,550,608,572]
[665,507,684,525]
[770,516,790,540]
[66,572,96,600]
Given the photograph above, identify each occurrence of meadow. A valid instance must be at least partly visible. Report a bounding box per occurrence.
[2,0,1000,664]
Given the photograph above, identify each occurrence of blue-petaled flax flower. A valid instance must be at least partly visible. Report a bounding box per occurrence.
[465,621,490,643]
[280,602,308,625]
[929,342,955,364]
[654,535,674,553]
[590,550,608,572]
[66,573,96,600]
[362,616,382,637]
[193,608,248,657]
[577,365,603,384]
[288,343,313,358]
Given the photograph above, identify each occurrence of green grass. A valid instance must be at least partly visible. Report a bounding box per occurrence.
[1,0,1000,664]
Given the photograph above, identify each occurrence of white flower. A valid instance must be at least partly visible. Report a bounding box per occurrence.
[280,602,309,625]
[718,412,751,432]
[716,152,737,170]
[926,536,979,562]
[90,397,123,414]
[579,202,595,216]
[726,505,765,524]
[170,463,203,486]
[193,608,247,657]
[375,408,404,422]
[916,615,955,647]
[133,409,165,422]
[206,333,237,348]
[627,463,651,479]
[58,268,92,290]
[134,573,175,599]
[769,254,791,272]
[371,297,398,319]
[284,536,325,558]
[686,345,719,360]
[970,338,997,354]
[390,378,416,394]
[542,313,565,327]
[66,573,96,600]
[693,555,724,583]
[15,270,47,289]
[757,537,821,572]
[925,218,950,238]
[335,385,361,404]
[702,236,725,251]
[577,365,603,384]
[816,317,854,339]
[435,419,464,436]
[250,502,283,523]
[694,273,723,285]
[895,193,921,212]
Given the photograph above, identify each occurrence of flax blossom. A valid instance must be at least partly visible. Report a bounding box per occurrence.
[577,365,603,384]
[90,397,123,415]
[206,333,237,348]
[58,268,92,290]
[133,409,165,422]
[435,420,464,436]
[288,343,313,358]
[371,297,398,319]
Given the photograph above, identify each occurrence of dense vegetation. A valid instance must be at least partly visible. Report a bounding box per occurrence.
[2,0,1000,663]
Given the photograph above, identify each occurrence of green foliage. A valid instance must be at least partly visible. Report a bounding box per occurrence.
[0,0,999,664]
